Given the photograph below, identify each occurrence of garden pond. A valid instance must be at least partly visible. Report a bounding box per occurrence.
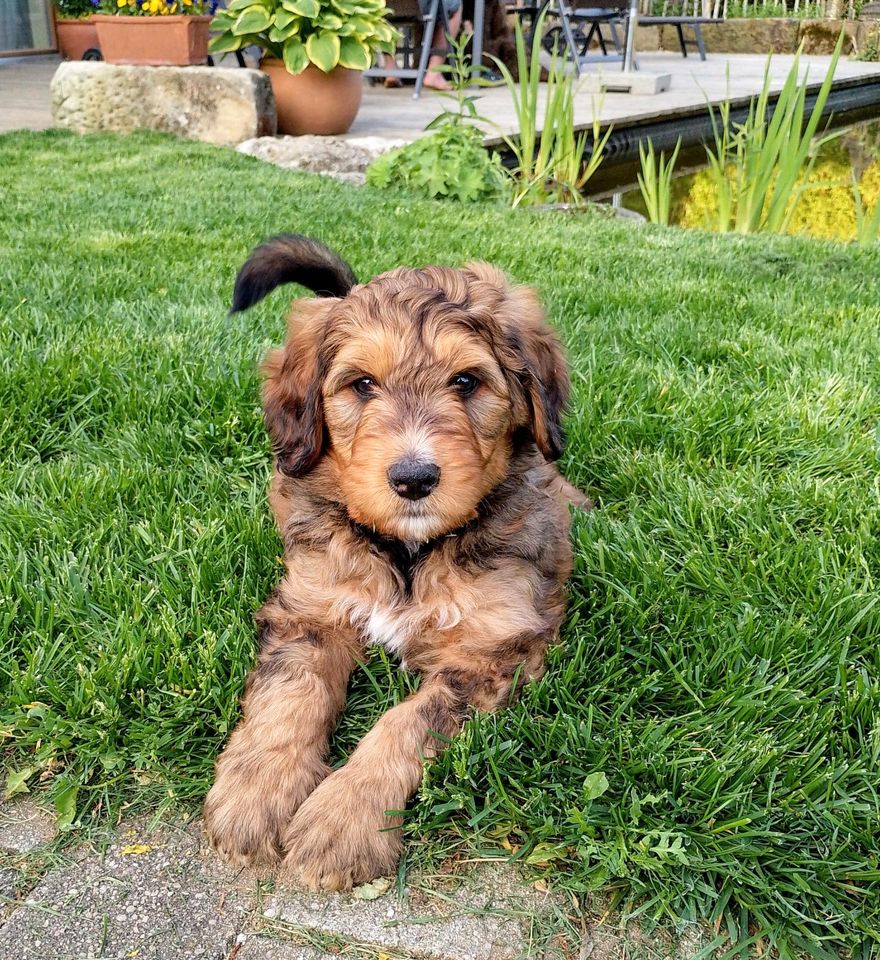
[597,117,880,239]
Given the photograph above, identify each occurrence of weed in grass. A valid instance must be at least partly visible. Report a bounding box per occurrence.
[1,130,879,955]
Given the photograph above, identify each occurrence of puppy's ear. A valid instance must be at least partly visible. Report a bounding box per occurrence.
[465,263,570,460]
[231,234,358,312]
[261,301,329,477]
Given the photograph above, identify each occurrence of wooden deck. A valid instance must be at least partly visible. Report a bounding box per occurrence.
[3,50,880,142]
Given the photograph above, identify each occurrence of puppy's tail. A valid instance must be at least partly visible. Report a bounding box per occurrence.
[230,234,358,313]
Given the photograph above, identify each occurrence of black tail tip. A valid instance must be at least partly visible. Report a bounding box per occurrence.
[230,234,358,313]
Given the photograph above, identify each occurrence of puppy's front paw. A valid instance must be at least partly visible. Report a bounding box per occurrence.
[281,768,403,891]
[204,752,329,868]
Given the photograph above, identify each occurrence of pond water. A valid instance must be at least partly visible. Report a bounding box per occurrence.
[600,118,880,241]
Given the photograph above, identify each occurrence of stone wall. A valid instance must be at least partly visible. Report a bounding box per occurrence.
[637,16,879,56]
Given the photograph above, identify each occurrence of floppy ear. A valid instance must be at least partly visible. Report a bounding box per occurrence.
[231,234,358,312]
[512,285,570,460]
[261,301,330,477]
[465,263,570,460]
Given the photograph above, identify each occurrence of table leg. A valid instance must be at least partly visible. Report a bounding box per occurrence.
[471,0,484,74]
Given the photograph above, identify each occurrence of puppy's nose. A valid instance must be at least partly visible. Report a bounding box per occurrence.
[387,459,441,500]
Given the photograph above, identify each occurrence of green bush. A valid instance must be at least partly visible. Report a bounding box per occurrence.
[366,125,507,203]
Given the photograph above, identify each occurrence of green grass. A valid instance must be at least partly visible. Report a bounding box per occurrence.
[2,130,879,957]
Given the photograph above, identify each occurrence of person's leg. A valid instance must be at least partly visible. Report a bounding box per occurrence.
[422,4,462,90]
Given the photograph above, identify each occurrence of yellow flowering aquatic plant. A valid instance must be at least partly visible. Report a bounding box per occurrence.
[209,0,397,75]
[101,0,217,15]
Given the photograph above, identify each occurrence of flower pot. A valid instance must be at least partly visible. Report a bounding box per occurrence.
[261,58,363,136]
[93,14,210,66]
[55,17,101,60]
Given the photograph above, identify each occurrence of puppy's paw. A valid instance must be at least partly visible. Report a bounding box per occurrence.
[281,768,403,891]
[204,754,329,868]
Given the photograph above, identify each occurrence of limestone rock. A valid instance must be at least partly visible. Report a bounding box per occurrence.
[797,18,865,55]
[678,18,800,54]
[237,134,407,184]
[51,61,276,146]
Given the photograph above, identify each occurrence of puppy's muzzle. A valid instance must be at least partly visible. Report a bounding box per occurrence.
[388,459,441,501]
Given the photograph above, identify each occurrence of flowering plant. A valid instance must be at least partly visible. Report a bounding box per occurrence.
[209,0,397,75]
[53,0,100,18]
[100,0,217,14]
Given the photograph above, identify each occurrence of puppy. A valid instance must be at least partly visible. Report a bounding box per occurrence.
[204,235,587,890]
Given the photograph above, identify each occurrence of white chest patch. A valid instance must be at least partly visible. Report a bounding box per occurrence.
[361,603,410,657]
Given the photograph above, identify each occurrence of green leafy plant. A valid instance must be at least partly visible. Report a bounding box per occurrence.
[366,126,507,202]
[637,137,681,226]
[209,0,397,74]
[704,33,844,234]
[366,34,507,203]
[493,13,610,207]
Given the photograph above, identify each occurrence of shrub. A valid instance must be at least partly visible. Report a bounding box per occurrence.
[366,125,507,203]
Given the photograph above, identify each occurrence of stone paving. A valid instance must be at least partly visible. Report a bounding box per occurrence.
[0,800,582,960]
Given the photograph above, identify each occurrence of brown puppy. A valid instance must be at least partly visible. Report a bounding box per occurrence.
[204,235,587,890]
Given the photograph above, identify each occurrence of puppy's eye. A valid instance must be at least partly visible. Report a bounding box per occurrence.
[450,372,479,396]
[350,377,376,398]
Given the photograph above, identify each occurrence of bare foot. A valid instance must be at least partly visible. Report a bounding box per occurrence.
[423,72,452,91]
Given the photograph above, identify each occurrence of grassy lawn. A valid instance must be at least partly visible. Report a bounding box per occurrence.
[2,129,879,957]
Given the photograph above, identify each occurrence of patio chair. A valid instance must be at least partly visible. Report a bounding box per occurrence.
[364,0,452,98]
[543,0,629,74]
[638,0,721,59]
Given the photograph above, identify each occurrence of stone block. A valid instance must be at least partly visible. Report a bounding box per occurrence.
[798,18,866,55]
[237,134,405,184]
[51,61,277,146]
[674,18,800,54]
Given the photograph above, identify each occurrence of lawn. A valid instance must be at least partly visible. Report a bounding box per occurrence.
[1,130,879,957]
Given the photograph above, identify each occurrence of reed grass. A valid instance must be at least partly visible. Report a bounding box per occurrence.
[637,138,682,225]
[704,33,844,233]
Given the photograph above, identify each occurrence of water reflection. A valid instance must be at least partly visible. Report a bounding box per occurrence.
[619,119,880,241]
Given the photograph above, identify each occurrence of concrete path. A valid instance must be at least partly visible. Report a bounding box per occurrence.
[0,800,594,960]
[0,55,58,133]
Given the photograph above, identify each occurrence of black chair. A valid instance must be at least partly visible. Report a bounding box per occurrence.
[364,0,451,98]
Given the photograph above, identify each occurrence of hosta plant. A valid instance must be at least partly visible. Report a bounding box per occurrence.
[209,0,397,74]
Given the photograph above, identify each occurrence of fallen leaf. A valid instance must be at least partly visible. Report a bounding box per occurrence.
[352,876,392,900]
[533,878,549,892]
[4,767,34,800]
[121,843,154,855]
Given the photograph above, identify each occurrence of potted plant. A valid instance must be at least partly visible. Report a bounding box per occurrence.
[209,0,397,135]
[93,0,218,66]
[53,0,101,60]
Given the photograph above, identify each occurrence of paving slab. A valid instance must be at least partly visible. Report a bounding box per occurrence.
[262,862,564,960]
[0,800,574,960]
[0,800,57,854]
[0,820,254,960]
[236,936,329,960]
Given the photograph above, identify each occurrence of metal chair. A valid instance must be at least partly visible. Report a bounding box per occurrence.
[545,0,630,74]
[364,0,451,98]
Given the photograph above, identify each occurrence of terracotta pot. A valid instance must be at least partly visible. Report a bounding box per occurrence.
[261,58,363,136]
[55,17,101,60]
[93,14,210,66]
